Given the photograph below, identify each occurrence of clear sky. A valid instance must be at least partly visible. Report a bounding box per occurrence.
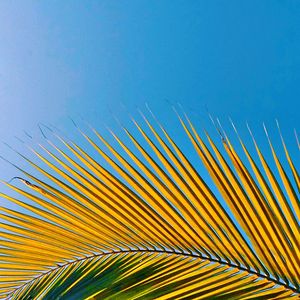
[0,1,299,208]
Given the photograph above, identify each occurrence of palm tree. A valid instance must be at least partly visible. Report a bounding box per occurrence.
[0,110,299,299]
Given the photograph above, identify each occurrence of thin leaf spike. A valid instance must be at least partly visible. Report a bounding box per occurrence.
[0,111,299,299]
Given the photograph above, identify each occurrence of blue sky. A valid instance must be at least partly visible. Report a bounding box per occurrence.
[0,1,299,208]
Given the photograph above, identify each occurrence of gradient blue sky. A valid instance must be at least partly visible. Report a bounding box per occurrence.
[0,1,299,208]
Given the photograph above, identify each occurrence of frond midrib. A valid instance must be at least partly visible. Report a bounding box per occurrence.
[8,248,300,298]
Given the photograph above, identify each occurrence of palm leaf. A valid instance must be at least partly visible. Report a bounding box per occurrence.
[0,111,299,299]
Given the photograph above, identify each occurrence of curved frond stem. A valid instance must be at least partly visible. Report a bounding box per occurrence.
[6,249,300,298]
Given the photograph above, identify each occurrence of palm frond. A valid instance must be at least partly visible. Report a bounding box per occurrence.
[0,111,299,299]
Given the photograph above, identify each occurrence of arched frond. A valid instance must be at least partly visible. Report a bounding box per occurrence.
[0,112,299,299]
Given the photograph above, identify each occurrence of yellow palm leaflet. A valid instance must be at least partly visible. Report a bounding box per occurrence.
[277,121,300,193]
[109,125,227,260]
[125,117,240,262]
[247,126,299,243]
[264,125,300,222]
[55,135,184,251]
[140,114,252,258]
[0,207,94,255]
[178,114,269,274]
[217,125,299,285]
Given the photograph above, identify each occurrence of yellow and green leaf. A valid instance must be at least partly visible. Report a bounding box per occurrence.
[0,111,299,299]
